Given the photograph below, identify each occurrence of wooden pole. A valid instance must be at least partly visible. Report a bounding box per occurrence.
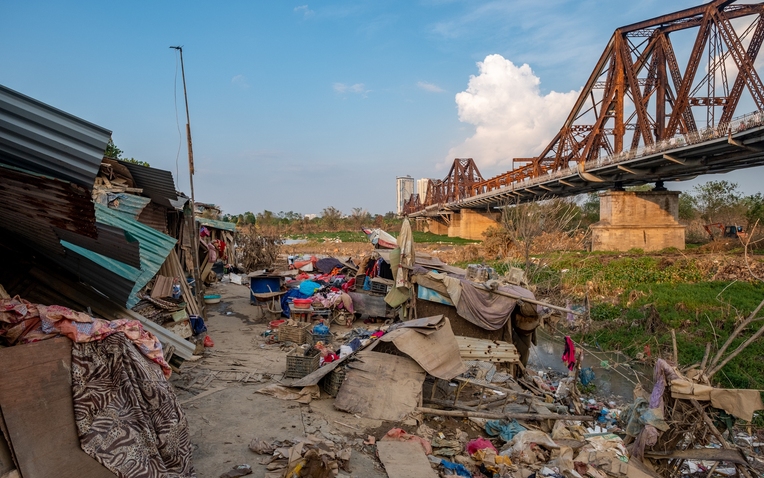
[671,329,678,365]
[171,45,205,317]
[415,406,593,422]
[708,298,764,370]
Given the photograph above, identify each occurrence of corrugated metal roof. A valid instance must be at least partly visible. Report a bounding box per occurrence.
[60,203,177,308]
[118,160,179,209]
[55,224,141,269]
[197,217,237,232]
[105,192,151,218]
[0,84,111,188]
[0,163,97,250]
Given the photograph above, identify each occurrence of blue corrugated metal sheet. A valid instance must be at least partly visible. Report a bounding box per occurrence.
[61,203,177,307]
[0,84,111,188]
[106,192,151,218]
[197,217,237,232]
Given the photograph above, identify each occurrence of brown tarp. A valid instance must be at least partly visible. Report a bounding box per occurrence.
[0,338,115,478]
[334,351,425,421]
[379,315,467,380]
[671,379,764,422]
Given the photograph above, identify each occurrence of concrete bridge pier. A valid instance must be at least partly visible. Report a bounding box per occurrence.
[421,209,501,240]
[590,188,685,252]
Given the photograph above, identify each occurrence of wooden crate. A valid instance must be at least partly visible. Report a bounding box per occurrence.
[278,323,310,344]
[285,348,320,379]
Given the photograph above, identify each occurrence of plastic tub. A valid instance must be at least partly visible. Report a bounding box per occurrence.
[204,294,221,304]
[293,298,312,309]
[269,319,286,329]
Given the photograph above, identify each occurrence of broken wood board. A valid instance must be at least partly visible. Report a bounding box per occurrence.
[334,351,425,421]
[0,338,116,478]
[379,316,466,380]
[0,409,15,476]
[644,448,748,465]
[291,340,378,387]
[455,336,520,363]
[376,440,438,478]
[151,275,174,299]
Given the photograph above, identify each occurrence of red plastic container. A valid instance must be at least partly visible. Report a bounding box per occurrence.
[293,298,312,309]
[269,319,286,329]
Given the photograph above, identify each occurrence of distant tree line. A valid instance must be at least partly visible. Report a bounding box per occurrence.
[219,207,402,235]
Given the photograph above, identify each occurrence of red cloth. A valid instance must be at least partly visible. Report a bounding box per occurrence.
[562,335,576,371]
[466,437,497,455]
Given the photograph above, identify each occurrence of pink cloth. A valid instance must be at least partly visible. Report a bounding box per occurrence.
[380,428,432,455]
[467,437,497,455]
[0,296,172,378]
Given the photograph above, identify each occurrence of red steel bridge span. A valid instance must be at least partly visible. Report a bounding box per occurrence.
[405,0,764,218]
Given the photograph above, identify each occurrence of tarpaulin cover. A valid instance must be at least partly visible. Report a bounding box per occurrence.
[456,280,534,331]
[379,315,466,380]
[316,257,344,274]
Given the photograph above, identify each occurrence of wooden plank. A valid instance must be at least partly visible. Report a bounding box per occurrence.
[376,441,438,478]
[0,339,116,478]
[456,336,519,363]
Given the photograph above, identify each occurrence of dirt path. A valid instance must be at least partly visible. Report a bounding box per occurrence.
[172,282,388,477]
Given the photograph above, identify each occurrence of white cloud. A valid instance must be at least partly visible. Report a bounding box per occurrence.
[447,54,579,173]
[231,74,249,89]
[417,81,445,93]
[333,82,367,94]
[294,5,315,18]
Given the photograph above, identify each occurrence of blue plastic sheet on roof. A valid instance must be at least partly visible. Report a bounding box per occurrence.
[61,203,177,308]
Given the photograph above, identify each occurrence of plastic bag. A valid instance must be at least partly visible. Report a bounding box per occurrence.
[203,335,214,348]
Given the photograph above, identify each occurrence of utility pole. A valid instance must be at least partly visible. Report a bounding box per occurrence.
[170,45,204,316]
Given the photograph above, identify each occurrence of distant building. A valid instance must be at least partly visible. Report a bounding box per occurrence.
[304,213,318,220]
[416,178,429,203]
[396,176,414,215]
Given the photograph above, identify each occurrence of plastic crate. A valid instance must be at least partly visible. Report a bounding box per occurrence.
[278,323,310,344]
[321,365,347,397]
[285,348,320,379]
[308,330,333,346]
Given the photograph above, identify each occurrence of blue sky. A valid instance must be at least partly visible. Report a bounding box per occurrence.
[2,0,762,216]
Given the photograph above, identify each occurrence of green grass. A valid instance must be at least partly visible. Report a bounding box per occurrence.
[288,230,479,245]
[582,281,764,390]
[461,251,764,390]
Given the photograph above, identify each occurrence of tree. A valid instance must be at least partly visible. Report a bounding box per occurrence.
[500,198,580,271]
[321,206,343,231]
[580,193,600,225]
[690,180,741,223]
[678,193,696,221]
[742,193,764,231]
[350,207,371,229]
[104,139,150,167]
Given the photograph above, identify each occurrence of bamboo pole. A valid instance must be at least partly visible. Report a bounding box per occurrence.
[472,283,583,316]
[416,406,593,422]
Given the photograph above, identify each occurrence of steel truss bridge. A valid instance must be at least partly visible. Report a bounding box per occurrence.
[406,0,764,217]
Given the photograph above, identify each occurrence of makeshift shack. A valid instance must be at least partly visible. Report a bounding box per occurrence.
[0,83,196,477]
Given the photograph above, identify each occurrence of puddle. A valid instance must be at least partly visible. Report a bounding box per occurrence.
[215,301,260,325]
[529,328,653,402]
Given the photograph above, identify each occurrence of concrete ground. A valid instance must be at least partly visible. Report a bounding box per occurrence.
[171,281,389,478]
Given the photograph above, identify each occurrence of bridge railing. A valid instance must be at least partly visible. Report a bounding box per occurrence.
[502,109,764,194]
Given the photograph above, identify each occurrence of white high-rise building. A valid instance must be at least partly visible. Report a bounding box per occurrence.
[396,176,414,215]
[416,178,429,203]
